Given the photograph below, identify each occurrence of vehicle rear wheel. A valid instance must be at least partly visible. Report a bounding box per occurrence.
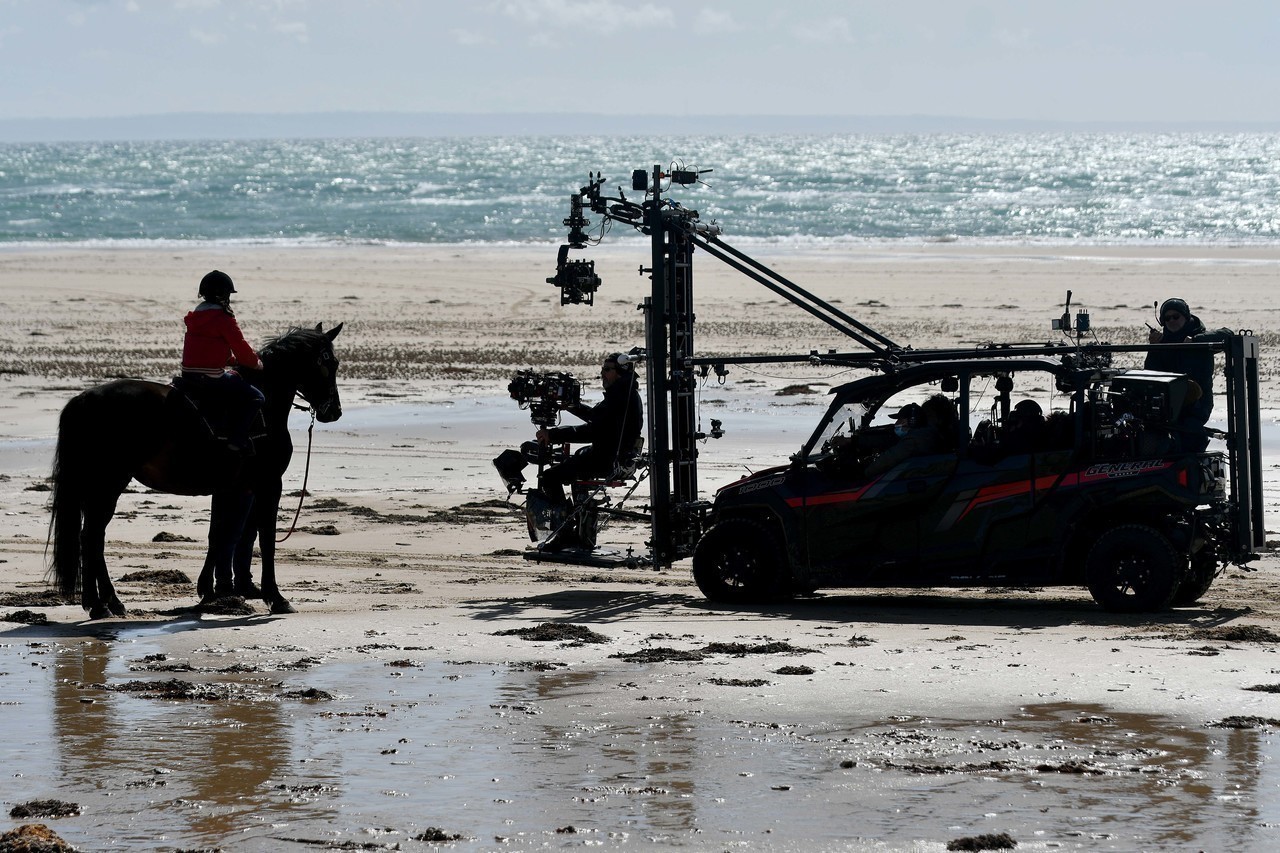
[1085,524,1181,612]
[1170,551,1218,607]
[692,517,789,604]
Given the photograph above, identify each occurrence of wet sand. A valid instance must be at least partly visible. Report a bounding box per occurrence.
[3,244,1280,850]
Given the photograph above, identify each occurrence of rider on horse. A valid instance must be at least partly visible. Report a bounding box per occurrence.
[181,270,266,455]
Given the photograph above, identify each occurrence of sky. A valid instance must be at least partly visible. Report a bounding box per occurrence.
[1,0,1278,124]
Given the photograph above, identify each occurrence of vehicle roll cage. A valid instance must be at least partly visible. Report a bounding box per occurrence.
[546,164,1264,567]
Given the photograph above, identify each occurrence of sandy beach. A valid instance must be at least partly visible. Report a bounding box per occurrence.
[3,243,1280,851]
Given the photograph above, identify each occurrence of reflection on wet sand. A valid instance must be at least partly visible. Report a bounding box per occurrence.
[1008,703,1247,847]
[809,701,1280,849]
[2,643,1275,849]
[50,640,301,847]
[531,668,700,836]
[518,674,1280,849]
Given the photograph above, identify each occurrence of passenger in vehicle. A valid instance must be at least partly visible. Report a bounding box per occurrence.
[865,394,956,476]
[1144,297,1233,451]
[1042,410,1074,450]
[1002,399,1046,455]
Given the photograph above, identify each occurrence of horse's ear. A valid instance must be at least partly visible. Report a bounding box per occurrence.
[314,323,324,333]
[325,322,344,341]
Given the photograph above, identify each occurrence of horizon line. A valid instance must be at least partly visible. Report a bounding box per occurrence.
[3,110,1278,144]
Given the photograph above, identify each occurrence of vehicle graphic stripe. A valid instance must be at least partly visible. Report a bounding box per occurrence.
[956,473,1080,522]
[786,481,878,508]
[955,460,1174,522]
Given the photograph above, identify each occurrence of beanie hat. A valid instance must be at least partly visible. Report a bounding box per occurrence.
[1159,298,1190,321]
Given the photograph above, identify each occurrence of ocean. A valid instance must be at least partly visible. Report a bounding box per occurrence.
[1,133,1278,247]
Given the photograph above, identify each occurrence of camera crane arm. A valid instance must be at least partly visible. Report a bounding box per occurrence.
[689,233,900,358]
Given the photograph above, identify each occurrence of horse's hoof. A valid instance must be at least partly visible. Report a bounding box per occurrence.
[234,582,264,599]
[199,589,237,607]
[108,597,126,617]
[269,599,297,615]
[87,605,112,620]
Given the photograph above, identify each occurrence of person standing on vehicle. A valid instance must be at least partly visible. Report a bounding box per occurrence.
[1144,297,1232,451]
[533,353,643,506]
[181,270,266,454]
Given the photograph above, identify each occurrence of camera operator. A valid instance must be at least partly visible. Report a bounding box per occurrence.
[534,352,643,506]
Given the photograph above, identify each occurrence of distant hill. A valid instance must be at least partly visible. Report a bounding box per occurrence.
[3,112,1278,143]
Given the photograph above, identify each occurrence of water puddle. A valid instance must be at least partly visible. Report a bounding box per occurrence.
[2,638,1279,850]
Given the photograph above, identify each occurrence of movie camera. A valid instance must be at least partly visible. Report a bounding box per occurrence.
[547,244,601,306]
[507,369,582,427]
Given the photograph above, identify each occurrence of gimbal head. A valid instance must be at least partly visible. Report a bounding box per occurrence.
[547,244,601,306]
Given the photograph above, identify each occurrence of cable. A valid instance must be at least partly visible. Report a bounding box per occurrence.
[727,362,866,383]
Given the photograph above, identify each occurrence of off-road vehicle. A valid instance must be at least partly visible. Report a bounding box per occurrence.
[693,340,1263,611]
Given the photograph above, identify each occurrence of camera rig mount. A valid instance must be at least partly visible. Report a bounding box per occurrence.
[507,369,582,428]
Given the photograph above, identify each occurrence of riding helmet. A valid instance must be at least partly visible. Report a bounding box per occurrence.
[199,269,237,301]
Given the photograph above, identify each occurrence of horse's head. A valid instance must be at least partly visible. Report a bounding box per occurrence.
[261,323,345,423]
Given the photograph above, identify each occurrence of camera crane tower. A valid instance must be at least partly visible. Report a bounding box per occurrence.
[546,165,906,567]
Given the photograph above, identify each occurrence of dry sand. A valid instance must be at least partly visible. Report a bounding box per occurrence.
[2,244,1280,851]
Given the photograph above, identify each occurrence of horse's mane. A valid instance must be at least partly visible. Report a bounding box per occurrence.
[260,326,329,358]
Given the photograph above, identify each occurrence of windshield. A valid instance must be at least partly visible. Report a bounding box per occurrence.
[808,400,868,458]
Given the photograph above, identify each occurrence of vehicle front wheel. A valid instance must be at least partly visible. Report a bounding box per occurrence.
[692,517,789,604]
[1085,524,1181,612]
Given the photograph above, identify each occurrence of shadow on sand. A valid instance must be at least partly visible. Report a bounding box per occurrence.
[459,585,1249,630]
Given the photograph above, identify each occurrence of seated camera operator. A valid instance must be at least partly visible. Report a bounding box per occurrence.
[533,353,643,506]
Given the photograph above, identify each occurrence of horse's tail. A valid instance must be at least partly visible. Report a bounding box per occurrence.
[46,394,91,600]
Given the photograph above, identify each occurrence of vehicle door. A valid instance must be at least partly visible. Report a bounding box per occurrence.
[799,393,960,581]
[920,373,1076,578]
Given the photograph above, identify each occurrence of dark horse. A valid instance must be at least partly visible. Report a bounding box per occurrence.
[48,323,344,619]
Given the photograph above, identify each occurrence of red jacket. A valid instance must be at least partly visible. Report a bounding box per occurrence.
[182,304,263,375]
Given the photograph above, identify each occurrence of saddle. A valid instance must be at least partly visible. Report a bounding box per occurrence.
[168,375,265,450]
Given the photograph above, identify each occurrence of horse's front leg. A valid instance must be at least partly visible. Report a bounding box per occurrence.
[256,479,295,614]
[81,499,125,619]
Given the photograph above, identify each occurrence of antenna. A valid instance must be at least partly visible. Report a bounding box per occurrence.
[1051,290,1090,341]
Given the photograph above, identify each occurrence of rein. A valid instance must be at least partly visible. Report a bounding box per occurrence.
[276,402,317,543]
